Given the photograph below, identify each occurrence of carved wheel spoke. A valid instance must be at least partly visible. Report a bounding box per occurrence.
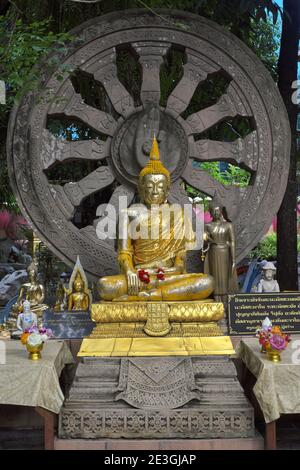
[63,166,115,207]
[192,131,258,172]
[185,84,250,135]
[79,49,135,117]
[49,80,117,136]
[182,161,247,221]
[8,11,290,278]
[41,130,110,170]
[133,41,171,106]
[166,49,219,116]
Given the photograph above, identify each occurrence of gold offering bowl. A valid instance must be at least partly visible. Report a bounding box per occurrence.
[26,342,43,360]
[265,345,283,362]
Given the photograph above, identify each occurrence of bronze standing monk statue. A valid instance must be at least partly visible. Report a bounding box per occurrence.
[98,136,214,302]
[204,201,239,302]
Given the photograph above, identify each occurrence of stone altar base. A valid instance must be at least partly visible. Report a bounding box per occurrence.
[59,356,255,440]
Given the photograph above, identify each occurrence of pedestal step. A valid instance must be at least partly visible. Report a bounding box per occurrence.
[55,433,264,450]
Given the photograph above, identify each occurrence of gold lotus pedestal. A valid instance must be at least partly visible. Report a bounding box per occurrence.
[78,300,235,357]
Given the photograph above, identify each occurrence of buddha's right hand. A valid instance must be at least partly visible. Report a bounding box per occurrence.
[126,270,140,296]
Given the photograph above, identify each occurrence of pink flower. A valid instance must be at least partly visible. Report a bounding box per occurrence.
[270,334,286,351]
[26,326,39,334]
[204,211,213,223]
[272,217,277,233]
[192,208,213,223]
[0,210,28,239]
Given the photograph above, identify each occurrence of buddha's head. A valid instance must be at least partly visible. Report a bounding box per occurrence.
[138,135,170,207]
[73,272,84,293]
[23,300,31,314]
[27,261,37,283]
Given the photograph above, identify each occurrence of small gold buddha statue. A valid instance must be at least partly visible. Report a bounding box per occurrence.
[67,256,92,311]
[11,261,48,318]
[98,136,214,302]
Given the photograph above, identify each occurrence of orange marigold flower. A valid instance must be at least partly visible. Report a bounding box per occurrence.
[20,332,30,345]
[271,326,282,335]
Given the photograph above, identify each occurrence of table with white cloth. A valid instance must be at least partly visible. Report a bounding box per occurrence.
[0,339,74,449]
[238,337,300,450]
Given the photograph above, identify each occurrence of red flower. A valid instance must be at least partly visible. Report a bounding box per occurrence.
[138,269,150,284]
[156,268,165,281]
[284,334,291,344]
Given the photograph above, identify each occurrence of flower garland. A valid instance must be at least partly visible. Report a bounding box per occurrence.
[137,268,166,284]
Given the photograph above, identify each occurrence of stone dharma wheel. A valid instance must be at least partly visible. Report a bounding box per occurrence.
[7,9,290,279]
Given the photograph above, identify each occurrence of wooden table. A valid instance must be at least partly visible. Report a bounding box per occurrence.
[0,340,74,450]
[35,406,56,450]
[239,361,277,449]
[238,337,300,450]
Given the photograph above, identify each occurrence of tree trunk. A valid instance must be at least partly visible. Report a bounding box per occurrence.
[277,0,300,290]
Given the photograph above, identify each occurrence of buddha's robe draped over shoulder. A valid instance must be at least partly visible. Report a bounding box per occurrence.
[119,204,196,270]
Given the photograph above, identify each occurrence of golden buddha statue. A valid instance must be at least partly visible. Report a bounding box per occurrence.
[99,136,214,302]
[11,261,48,318]
[79,136,234,357]
[66,256,92,311]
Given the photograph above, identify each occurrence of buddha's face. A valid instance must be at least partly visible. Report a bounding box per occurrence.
[23,302,31,314]
[74,280,83,293]
[139,174,169,206]
[28,268,36,282]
